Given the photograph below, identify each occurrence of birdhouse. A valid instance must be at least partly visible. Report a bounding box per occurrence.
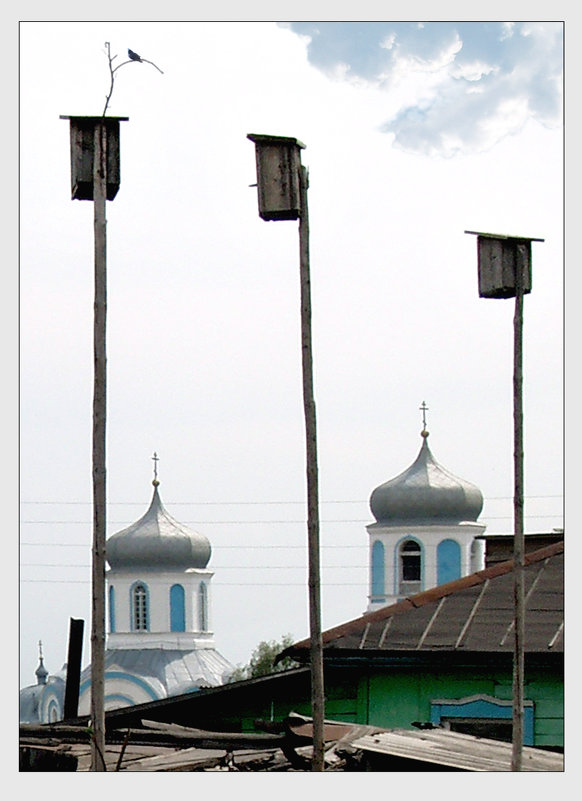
[60,116,129,201]
[247,134,305,220]
[465,231,544,299]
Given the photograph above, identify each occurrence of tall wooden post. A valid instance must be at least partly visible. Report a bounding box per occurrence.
[511,248,525,771]
[91,120,107,771]
[298,165,325,772]
[246,134,325,769]
[465,230,543,771]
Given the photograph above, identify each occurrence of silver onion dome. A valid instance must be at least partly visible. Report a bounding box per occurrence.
[370,431,483,525]
[106,482,211,570]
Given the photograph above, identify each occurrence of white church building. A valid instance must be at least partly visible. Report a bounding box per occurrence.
[76,472,234,714]
[20,466,233,723]
[366,413,486,611]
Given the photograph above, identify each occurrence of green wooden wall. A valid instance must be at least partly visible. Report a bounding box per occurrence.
[219,662,562,749]
[353,666,563,748]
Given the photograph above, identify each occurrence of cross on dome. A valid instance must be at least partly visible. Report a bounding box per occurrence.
[420,400,429,437]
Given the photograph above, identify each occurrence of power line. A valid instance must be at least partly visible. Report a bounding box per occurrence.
[20,579,368,586]
[20,494,563,506]
[20,542,361,548]
[19,514,564,527]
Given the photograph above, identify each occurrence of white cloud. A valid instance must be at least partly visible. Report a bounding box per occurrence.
[286,22,563,155]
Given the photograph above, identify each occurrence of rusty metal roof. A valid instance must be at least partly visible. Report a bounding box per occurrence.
[285,541,563,657]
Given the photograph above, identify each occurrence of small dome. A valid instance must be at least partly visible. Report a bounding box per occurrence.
[107,483,211,570]
[370,431,483,525]
[35,656,48,686]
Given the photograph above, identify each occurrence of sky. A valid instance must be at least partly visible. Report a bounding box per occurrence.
[17,17,565,692]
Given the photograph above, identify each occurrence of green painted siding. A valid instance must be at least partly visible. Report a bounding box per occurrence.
[210,663,562,749]
[353,665,563,748]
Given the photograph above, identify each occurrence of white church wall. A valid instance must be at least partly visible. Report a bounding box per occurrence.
[106,568,214,638]
[366,521,486,610]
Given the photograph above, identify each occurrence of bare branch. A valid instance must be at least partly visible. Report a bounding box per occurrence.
[101,43,164,116]
[102,42,115,117]
[141,59,164,74]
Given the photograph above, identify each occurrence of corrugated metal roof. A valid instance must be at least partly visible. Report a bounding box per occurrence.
[285,541,563,656]
[346,728,563,771]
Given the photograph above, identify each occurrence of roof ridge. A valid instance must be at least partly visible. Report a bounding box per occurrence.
[290,540,564,649]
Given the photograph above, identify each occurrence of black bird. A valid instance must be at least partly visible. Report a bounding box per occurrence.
[128,49,143,62]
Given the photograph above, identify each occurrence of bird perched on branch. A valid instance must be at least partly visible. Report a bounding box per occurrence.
[128,49,143,62]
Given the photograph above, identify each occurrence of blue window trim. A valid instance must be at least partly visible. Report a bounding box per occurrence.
[80,670,160,702]
[430,694,534,745]
[371,540,385,600]
[437,538,461,585]
[108,584,116,633]
[170,583,186,632]
[394,535,424,596]
[104,692,137,708]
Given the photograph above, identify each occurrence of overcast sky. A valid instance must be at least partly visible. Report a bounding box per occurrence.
[18,18,564,690]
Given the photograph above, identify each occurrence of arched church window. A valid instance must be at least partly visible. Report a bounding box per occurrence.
[170,584,186,632]
[371,540,385,602]
[198,582,208,631]
[398,539,422,596]
[437,539,461,585]
[108,584,116,633]
[131,582,149,631]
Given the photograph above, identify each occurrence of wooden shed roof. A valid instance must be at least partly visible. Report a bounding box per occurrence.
[283,541,563,657]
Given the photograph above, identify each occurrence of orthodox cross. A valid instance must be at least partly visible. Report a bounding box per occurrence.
[420,401,429,432]
[152,452,159,482]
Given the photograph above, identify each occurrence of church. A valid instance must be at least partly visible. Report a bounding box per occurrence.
[20,461,234,723]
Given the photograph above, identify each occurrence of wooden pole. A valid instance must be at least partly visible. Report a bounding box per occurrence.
[511,247,525,771]
[298,165,325,771]
[90,121,107,771]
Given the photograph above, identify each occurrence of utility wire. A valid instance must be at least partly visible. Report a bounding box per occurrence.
[20,494,563,506]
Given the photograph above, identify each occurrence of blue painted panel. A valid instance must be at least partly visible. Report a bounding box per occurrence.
[430,695,535,745]
[437,539,461,585]
[371,540,385,598]
[109,585,116,633]
[170,584,186,632]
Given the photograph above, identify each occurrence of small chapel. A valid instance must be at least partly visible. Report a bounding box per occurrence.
[366,403,487,610]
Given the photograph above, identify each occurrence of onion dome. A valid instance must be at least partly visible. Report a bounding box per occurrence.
[107,481,211,570]
[35,643,48,686]
[370,430,483,525]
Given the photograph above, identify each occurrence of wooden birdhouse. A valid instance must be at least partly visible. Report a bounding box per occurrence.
[60,115,129,201]
[247,133,305,220]
[466,231,544,299]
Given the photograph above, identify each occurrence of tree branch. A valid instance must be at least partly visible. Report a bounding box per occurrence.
[102,42,164,117]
